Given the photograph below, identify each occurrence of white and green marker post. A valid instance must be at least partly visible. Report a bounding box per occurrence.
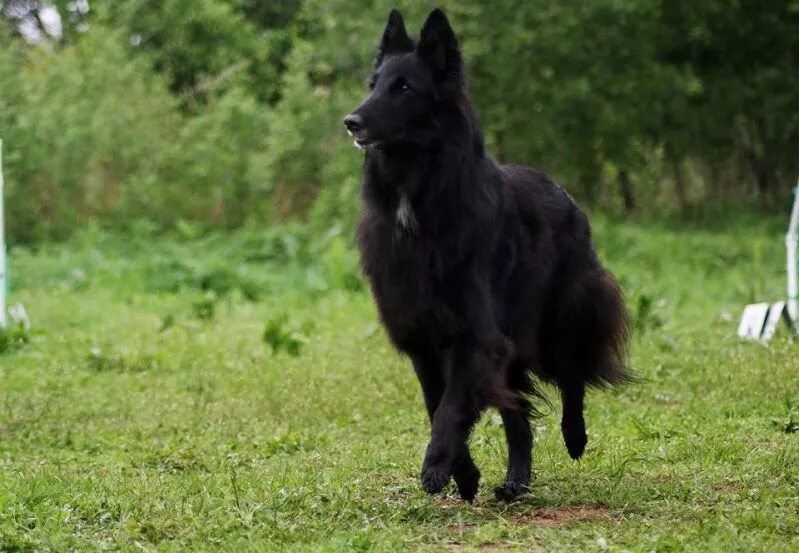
[0,138,6,328]
[786,181,799,325]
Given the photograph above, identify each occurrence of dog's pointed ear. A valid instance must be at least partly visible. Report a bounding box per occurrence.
[417,8,462,80]
[376,9,413,67]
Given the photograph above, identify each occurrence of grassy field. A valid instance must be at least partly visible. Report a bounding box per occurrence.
[1,216,798,551]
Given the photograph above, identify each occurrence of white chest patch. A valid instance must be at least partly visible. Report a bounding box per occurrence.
[396,194,418,232]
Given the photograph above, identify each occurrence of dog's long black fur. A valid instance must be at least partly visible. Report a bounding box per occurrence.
[345,9,629,502]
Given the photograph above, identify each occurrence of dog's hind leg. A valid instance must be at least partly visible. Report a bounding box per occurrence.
[412,349,481,501]
[560,382,587,460]
[554,268,628,460]
[494,400,533,501]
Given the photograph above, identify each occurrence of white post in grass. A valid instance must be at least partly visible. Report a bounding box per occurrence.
[786,181,799,326]
[0,138,6,328]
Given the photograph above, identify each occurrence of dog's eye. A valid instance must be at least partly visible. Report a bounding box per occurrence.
[394,79,412,94]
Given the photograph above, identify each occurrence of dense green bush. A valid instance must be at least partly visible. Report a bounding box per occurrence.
[0,26,177,241]
[0,24,273,240]
[158,85,270,226]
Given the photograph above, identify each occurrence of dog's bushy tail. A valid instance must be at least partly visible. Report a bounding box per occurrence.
[556,267,631,388]
[552,267,630,459]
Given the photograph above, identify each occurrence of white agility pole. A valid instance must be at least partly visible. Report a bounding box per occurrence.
[0,138,6,328]
[738,178,799,341]
[785,181,799,324]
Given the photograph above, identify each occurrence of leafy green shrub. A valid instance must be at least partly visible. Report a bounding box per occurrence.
[87,347,159,372]
[262,315,309,356]
[145,260,200,294]
[192,293,218,322]
[314,229,363,292]
[632,293,667,333]
[236,226,309,265]
[0,322,30,354]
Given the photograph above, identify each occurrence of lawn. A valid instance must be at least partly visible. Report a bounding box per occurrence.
[0,216,797,552]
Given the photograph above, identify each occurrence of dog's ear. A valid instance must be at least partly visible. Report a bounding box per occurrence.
[376,9,413,67]
[417,8,462,80]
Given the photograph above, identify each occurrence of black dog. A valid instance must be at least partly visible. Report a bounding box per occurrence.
[345,9,629,502]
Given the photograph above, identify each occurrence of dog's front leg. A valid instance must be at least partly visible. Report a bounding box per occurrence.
[420,345,482,497]
[411,348,481,501]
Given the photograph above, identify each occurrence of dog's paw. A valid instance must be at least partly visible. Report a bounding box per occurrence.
[493,480,529,502]
[563,426,587,460]
[421,463,450,495]
[453,462,481,502]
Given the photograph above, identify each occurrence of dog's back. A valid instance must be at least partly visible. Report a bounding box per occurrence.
[500,164,628,382]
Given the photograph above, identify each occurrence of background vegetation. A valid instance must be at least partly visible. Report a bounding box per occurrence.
[1,0,798,243]
[1,2,798,551]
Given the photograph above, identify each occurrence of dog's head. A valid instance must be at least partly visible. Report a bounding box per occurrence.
[343,9,464,150]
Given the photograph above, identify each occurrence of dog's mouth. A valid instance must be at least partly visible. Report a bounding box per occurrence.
[347,129,378,150]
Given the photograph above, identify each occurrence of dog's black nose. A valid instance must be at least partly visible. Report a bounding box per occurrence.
[344,114,364,133]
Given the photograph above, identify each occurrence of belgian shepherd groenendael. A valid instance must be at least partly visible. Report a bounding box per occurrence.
[345,8,629,502]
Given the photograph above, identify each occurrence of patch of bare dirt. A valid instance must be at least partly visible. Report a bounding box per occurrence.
[516,506,611,527]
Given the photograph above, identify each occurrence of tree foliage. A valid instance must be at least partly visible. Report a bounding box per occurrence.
[0,0,797,242]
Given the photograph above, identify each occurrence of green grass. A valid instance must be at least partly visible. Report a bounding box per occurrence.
[1,217,798,552]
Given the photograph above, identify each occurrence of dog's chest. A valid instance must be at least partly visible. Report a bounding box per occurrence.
[358,197,470,344]
[395,194,418,232]
[360,199,434,297]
